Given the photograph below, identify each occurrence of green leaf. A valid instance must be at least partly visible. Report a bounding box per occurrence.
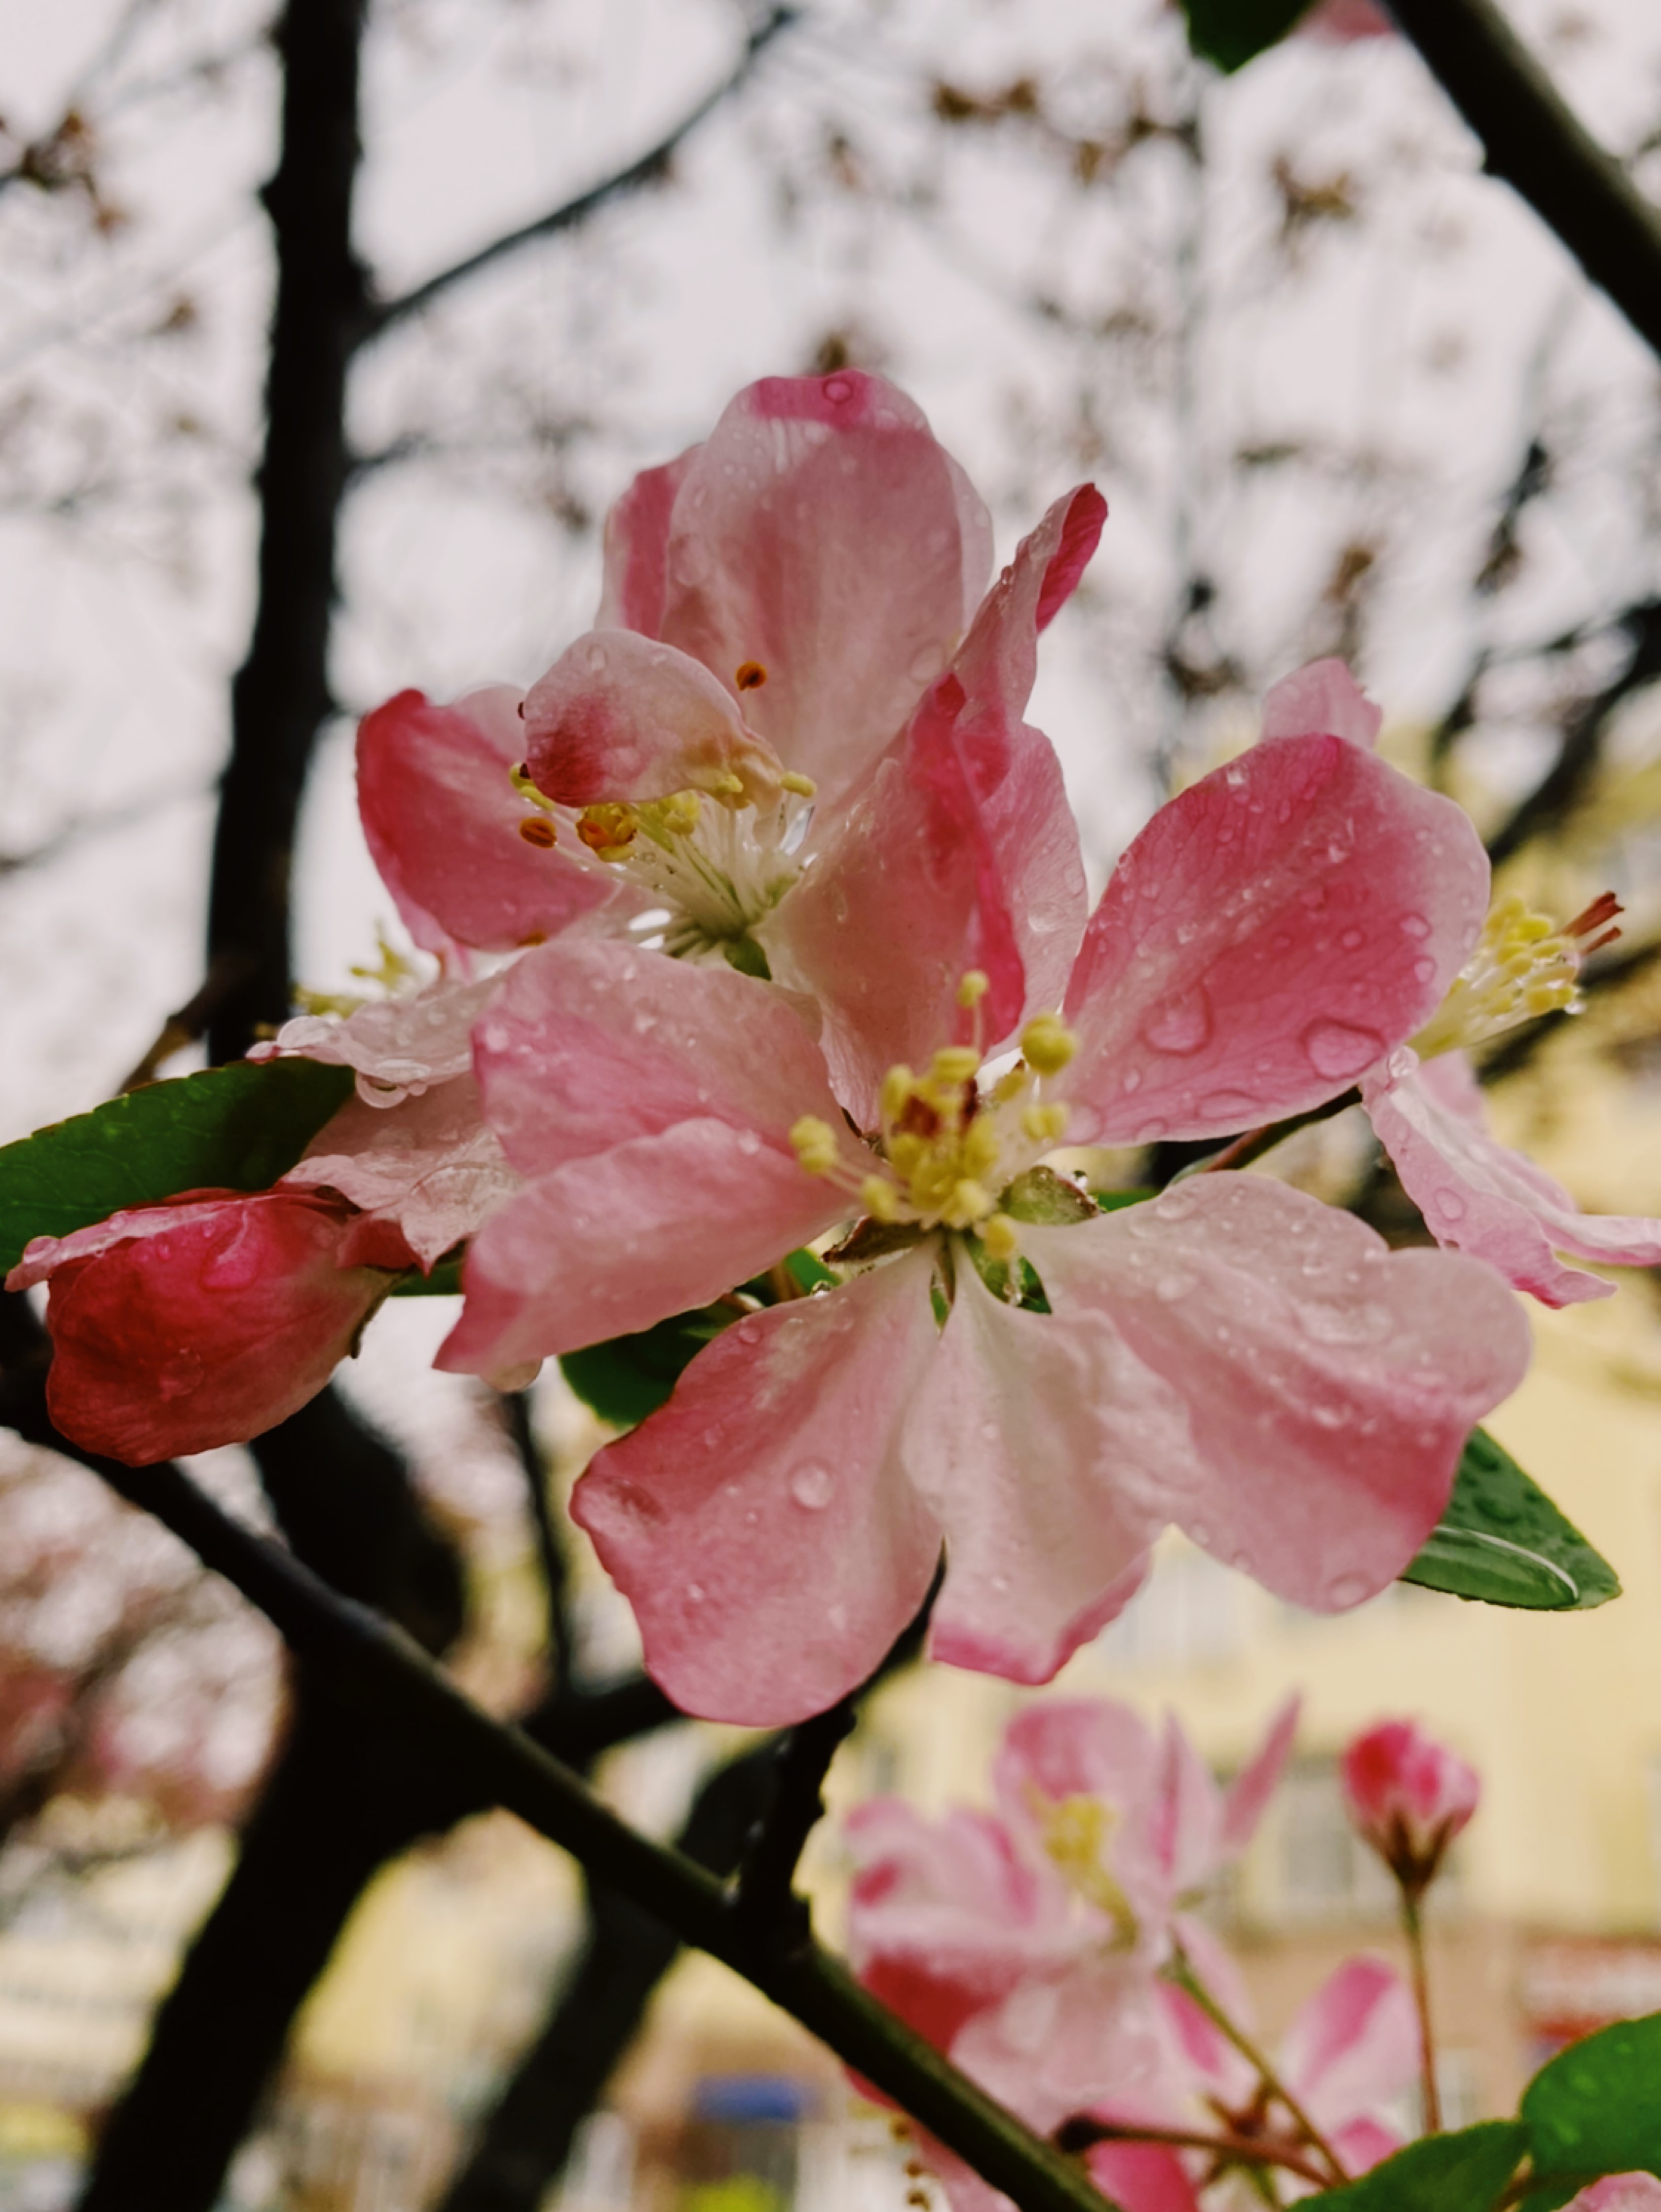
[0,1059,355,1277]
[1523,2012,1661,2192]
[560,1308,729,1428]
[390,1251,464,1297]
[1091,1187,1157,1213]
[1400,1428,1620,1612]
[1181,0,1315,73]
[1309,2122,1528,2210]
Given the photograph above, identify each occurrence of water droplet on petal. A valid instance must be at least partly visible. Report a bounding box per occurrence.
[1327,1571,1369,1607]
[1434,1189,1468,1222]
[1201,1088,1257,1121]
[828,1601,849,1631]
[790,1461,835,1510]
[1339,927,1365,951]
[1153,1270,1195,1303]
[1140,985,1213,1057]
[1154,1189,1196,1223]
[1400,913,1431,939]
[1302,1018,1385,1080]
[685,1582,706,1603]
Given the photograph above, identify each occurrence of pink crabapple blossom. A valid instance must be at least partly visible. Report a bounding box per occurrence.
[450,655,1534,1722]
[1260,658,1661,1307]
[1340,1716,1480,1897]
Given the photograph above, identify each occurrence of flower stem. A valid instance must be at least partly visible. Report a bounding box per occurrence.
[1166,1945,1348,2187]
[1402,1891,1442,2133]
[1173,1090,1361,1182]
[1056,2116,1328,2189]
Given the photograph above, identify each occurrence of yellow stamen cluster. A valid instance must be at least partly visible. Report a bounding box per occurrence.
[1031,1791,1137,1940]
[789,1115,840,1177]
[1410,890,1618,1059]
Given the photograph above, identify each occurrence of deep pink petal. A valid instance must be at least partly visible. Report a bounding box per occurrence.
[357,687,617,954]
[906,1264,1163,1689]
[1280,1957,1418,2126]
[469,937,847,1174]
[21,1191,400,1464]
[1022,1178,1531,1610]
[1363,1052,1661,1306]
[1219,1694,1301,1857]
[1340,1718,1479,1861]
[281,1074,518,1268]
[435,1119,844,1380]
[521,631,785,808]
[596,448,697,634]
[568,1250,944,1724]
[1086,2145,1203,2212]
[1260,659,1382,749]
[657,372,993,807]
[1064,735,1490,1145]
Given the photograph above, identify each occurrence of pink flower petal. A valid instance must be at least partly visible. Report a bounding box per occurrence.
[1064,734,1489,1145]
[1567,2179,1661,2212]
[950,1953,1163,2136]
[1022,1178,1530,1610]
[1362,1051,1661,1306]
[907,1264,1162,1687]
[568,1250,944,1724]
[281,1074,519,1268]
[596,447,697,633]
[1279,1957,1418,2126]
[357,687,618,954]
[20,1191,402,1464]
[435,1118,844,1382]
[993,1700,1171,1935]
[1153,1718,1222,1903]
[469,938,847,1174]
[1219,1694,1301,1857]
[656,372,993,808]
[1260,659,1383,748]
[1085,2145,1203,2212]
[263,974,501,1105]
[521,631,785,808]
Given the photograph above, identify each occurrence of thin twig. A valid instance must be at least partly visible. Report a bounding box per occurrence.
[1054,2116,1331,2190]
[1387,0,1661,364]
[731,1696,857,1960]
[502,1390,574,1694]
[1166,1945,1347,2188]
[1402,1894,1441,2134]
[1176,1089,1361,1181]
[364,8,798,339]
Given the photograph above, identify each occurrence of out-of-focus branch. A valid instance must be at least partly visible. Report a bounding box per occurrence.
[731,1698,856,1957]
[205,0,370,1064]
[363,7,798,339]
[1388,0,1661,363]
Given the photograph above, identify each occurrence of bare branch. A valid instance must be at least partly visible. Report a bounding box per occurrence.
[1389,0,1661,364]
[363,7,799,341]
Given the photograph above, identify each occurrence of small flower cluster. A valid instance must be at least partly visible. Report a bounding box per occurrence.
[11,369,1661,1729]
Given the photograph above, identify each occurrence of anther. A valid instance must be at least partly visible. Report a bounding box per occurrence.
[790,1116,840,1176]
[957,970,990,1010]
[508,762,557,812]
[1020,1013,1077,1077]
[577,802,638,860]
[779,770,818,799]
[517,816,557,848]
[981,1213,1019,1261]
[735,660,768,690]
[929,1045,981,1088]
[860,1175,901,1223]
[1021,1101,1069,1145]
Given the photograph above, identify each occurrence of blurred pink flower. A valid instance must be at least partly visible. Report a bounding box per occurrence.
[1566,2181,1661,2211]
[1260,659,1661,1305]
[1340,1716,1480,1894]
[1300,0,1394,40]
[450,687,1530,1721]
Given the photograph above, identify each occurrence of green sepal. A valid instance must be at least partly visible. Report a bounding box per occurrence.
[1091,1187,1157,1212]
[1181,0,1316,73]
[1400,1427,1620,1612]
[721,934,772,981]
[390,1251,465,1297]
[0,1058,355,1277]
[1521,2011,1661,2195]
[1305,2121,1528,2209]
[560,1307,729,1429]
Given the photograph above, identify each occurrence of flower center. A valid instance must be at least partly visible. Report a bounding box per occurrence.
[1409,890,1621,1059]
[512,767,818,975]
[789,975,1077,1259]
[1030,1789,1138,1942]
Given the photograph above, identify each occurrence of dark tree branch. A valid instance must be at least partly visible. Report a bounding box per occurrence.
[504,1390,574,1694]
[205,0,370,1064]
[732,1698,857,1959]
[62,1451,1117,2212]
[440,1744,780,2212]
[1388,0,1661,363]
[1486,596,1661,866]
[363,7,798,340]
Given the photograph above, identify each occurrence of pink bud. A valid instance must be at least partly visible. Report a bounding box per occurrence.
[1340,1718,1479,1894]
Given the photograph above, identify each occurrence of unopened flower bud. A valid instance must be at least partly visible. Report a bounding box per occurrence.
[1341,1717,1478,1897]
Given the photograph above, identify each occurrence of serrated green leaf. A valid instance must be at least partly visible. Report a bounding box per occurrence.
[0,1059,355,1276]
[1400,1428,1620,1612]
[1309,2121,1528,2209]
[1182,0,1315,73]
[1523,2012,1661,2191]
